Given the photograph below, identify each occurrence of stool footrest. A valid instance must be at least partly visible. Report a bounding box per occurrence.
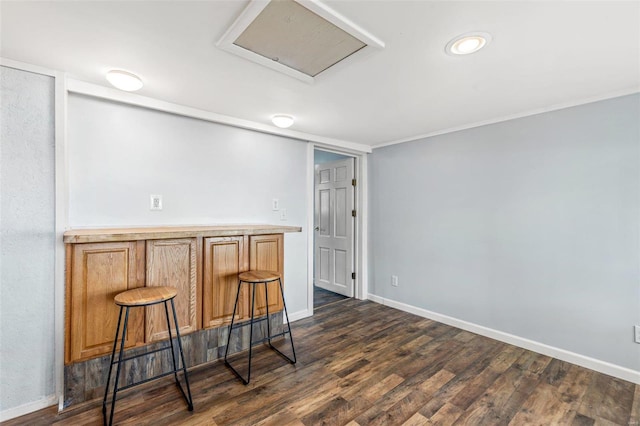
[249,330,291,346]
[115,369,180,393]
[226,330,292,355]
[111,344,174,365]
[228,315,271,328]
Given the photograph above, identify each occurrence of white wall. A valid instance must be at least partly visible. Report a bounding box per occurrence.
[67,94,309,313]
[369,94,640,374]
[0,67,56,413]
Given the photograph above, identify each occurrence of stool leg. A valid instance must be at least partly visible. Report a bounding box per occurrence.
[103,306,124,426]
[170,299,194,411]
[225,279,254,384]
[263,278,296,364]
[163,301,179,383]
[224,281,256,385]
[245,281,257,384]
[224,279,242,361]
[278,277,296,364]
[225,281,257,385]
[265,281,271,344]
[108,306,130,426]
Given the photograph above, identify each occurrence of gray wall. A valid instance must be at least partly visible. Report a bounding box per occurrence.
[0,66,56,411]
[67,94,308,313]
[369,94,640,371]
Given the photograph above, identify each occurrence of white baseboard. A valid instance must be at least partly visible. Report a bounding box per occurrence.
[367,294,640,385]
[288,309,312,323]
[0,394,58,422]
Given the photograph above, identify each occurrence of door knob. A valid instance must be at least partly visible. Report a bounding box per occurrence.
[315,226,319,231]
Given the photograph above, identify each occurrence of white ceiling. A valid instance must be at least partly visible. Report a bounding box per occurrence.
[2,1,639,148]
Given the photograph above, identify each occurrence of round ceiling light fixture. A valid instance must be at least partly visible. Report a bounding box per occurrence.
[271,114,295,129]
[106,69,144,91]
[445,32,492,56]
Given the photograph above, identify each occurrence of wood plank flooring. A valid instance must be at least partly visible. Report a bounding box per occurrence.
[314,286,349,309]
[4,299,639,425]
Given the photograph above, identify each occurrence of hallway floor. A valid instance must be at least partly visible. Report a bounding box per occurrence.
[314,285,349,309]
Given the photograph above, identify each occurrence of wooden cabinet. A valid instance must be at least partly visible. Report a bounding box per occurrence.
[64,225,299,364]
[202,234,284,327]
[203,236,248,328]
[66,241,145,363]
[249,234,284,316]
[145,238,200,342]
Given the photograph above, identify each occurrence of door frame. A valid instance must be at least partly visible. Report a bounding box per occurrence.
[306,144,368,316]
[313,156,355,297]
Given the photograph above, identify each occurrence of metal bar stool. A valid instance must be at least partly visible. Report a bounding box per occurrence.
[102,286,194,426]
[224,271,296,384]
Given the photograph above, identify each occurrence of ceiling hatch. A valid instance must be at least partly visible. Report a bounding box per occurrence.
[217,0,384,83]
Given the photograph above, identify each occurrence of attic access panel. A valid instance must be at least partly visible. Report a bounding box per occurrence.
[218,0,384,83]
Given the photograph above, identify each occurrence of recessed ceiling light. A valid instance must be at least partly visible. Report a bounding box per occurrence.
[445,32,492,56]
[271,114,294,128]
[106,70,144,91]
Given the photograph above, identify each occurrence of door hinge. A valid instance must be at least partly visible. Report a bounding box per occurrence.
[352,272,356,280]
[352,178,357,186]
[352,210,356,217]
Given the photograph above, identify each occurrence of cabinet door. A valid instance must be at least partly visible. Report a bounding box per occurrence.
[203,236,248,328]
[145,238,200,342]
[249,234,284,316]
[68,241,145,362]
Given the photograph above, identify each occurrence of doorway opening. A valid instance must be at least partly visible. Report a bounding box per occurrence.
[313,148,356,309]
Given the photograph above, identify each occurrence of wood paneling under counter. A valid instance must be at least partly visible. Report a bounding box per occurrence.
[203,236,248,328]
[67,241,145,363]
[145,238,200,342]
[250,234,284,316]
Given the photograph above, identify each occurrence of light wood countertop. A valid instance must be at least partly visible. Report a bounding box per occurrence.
[63,224,302,243]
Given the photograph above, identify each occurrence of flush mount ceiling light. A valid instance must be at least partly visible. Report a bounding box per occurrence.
[106,70,144,91]
[218,0,384,83]
[445,32,492,56]
[271,114,295,128]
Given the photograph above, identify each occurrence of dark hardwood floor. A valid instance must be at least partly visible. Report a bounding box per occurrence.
[5,299,639,425]
[314,285,349,309]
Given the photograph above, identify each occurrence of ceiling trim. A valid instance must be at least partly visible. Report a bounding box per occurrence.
[66,78,372,154]
[0,57,57,77]
[217,0,384,84]
[372,87,640,150]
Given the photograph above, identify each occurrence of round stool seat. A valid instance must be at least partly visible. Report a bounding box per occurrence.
[114,286,177,307]
[238,270,280,283]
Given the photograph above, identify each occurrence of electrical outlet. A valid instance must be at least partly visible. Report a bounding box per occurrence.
[280,208,287,221]
[272,198,279,211]
[391,275,398,287]
[635,325,640,344]
[150,194,163,211]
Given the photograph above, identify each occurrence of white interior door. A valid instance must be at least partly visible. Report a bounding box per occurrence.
[314,158,354,297]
